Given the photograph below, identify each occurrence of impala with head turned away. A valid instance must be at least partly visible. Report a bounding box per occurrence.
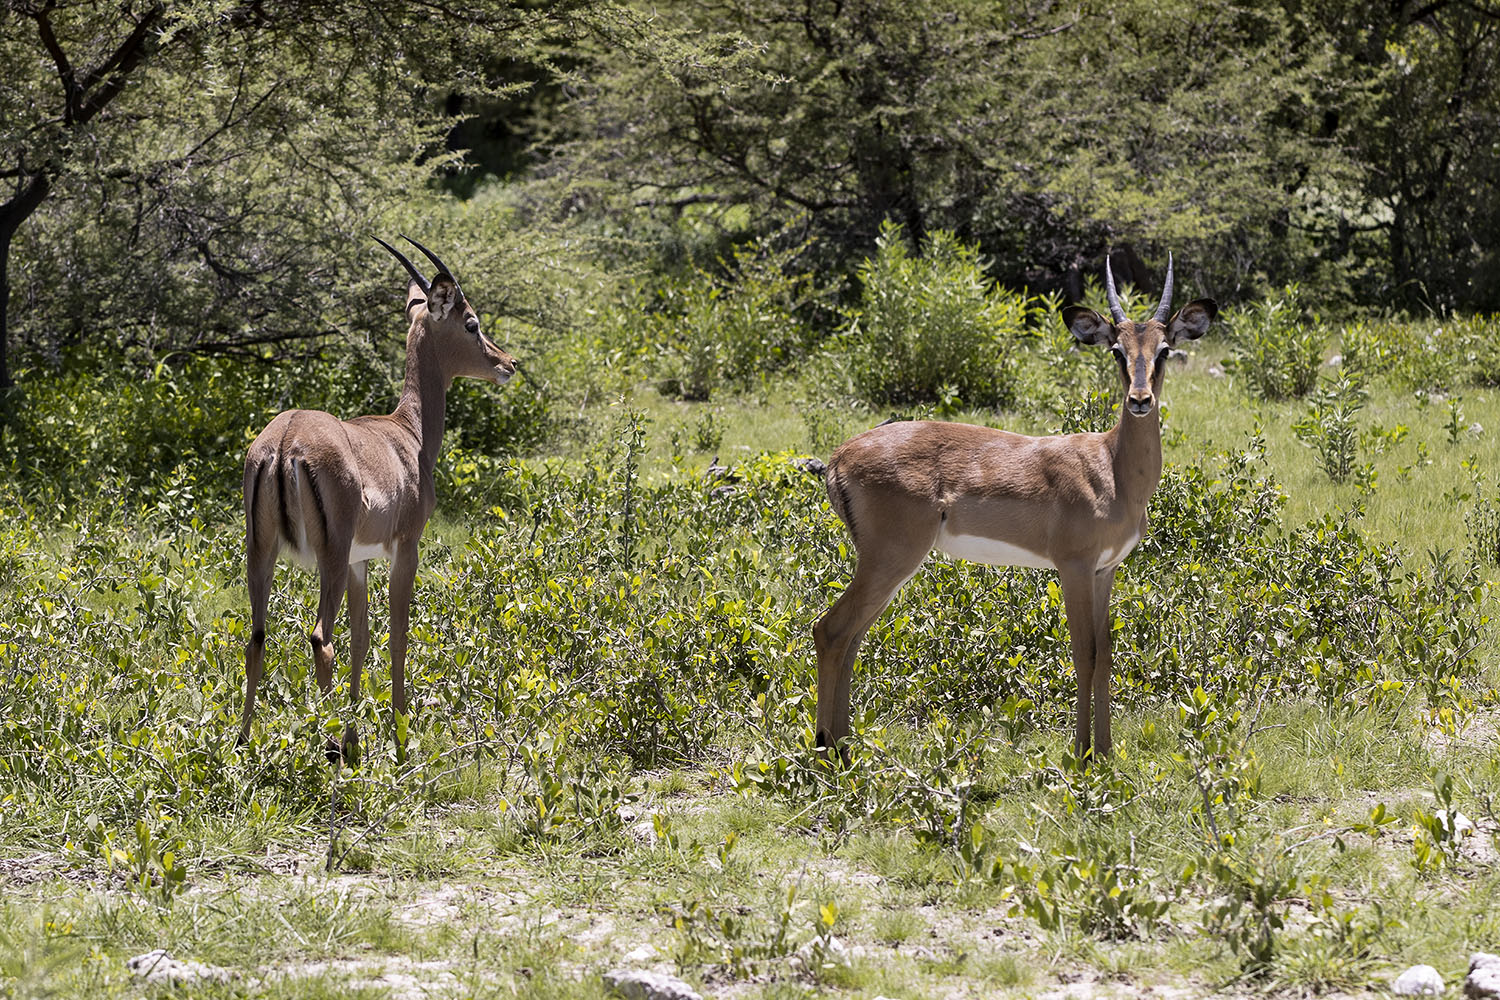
[238,237,516,761]
[814,254,1215,758]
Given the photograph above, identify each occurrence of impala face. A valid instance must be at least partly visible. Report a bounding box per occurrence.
[1061,253,1217,420]
[1110,321,1173,418]
[409,274,518,388]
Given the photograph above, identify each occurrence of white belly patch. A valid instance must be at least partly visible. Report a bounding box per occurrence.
[1096,531,1141,570]
[279,540,392,570]
[936,529,1054,569]
[282,543,316,571]
[348,541,394,564]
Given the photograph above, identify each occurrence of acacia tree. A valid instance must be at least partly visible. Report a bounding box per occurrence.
[0,0,613,400]
[543,0,1362,296]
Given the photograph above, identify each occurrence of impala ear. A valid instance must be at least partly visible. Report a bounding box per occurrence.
[1062,305,1115,346]
[426,275,464,321]
[404,279,427,316]
[1168,298,1217,343]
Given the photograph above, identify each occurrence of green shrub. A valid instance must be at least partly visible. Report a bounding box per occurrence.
[842,222,1038,408]
[1225,284,1325,400]
[648,235,824,400]
[1291,367,1369,485]
[2,345,550,511]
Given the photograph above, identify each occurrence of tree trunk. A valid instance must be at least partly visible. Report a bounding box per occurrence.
[0,174,52,454]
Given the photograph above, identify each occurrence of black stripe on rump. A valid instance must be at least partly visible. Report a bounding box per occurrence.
[275,439,296,549]
[305,464,330,548]
[244,457,267,528]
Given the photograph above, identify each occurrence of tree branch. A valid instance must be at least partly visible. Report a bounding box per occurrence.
[74,9,165,126]
[29,6,80,124]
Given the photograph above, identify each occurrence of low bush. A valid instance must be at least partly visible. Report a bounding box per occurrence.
[841,222,1042,409]
[1225,284,1325,400]
[646,234,827,401]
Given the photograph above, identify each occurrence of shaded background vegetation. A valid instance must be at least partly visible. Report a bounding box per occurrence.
[3,0,1500,412]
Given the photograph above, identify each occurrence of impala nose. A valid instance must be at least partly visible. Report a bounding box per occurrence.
[1126,393,1153,416]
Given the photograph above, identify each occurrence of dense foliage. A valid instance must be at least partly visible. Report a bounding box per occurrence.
[545,0,1500,312]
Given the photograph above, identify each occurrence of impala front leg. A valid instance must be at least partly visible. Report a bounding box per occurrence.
[1058,563,1099,759]
[389,540,419,756]
[1091,566,1117,757]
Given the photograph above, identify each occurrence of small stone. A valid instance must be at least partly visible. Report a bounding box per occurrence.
[789,935,852,973]
[1467,953,1500,999]
[621,943,662,964]
[603,969,702,1000]
[126,949,231,986]
[626,819,658,846]
[1393,964,1445,995]
[1207,366,1224,378]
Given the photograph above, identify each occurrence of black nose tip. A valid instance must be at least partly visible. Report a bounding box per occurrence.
[1127,397,1153,416]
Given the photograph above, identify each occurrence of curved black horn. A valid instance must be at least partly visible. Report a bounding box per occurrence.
[402,235,455,283]
[375,236,430,293]
[1153,251,1175,323]
[1104,252,1126,324]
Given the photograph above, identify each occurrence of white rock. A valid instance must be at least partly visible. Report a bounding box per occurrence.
[126,949,231,985]
[627,819,658,846]
[789,934,852,973]
[1207,366,1224,378]
[1393,964,1445,995]
[621,943,662,964]
[602,969,702,1000]
[1468,952,1500,999]
[1436,809,1476,839]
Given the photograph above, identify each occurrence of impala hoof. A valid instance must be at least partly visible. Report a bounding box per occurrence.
[341,727,360,766]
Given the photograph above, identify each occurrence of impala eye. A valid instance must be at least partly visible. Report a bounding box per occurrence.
[465,317,480,335]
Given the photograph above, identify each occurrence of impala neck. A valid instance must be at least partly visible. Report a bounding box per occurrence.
[392,325,451,476]
[1108,403,1163,505]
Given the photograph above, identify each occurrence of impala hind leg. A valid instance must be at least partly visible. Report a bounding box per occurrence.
[238,540,276,747]
[311,559,350,764]
[813,524,936,755]
[342,562,371,762]
[388,541,419,761]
